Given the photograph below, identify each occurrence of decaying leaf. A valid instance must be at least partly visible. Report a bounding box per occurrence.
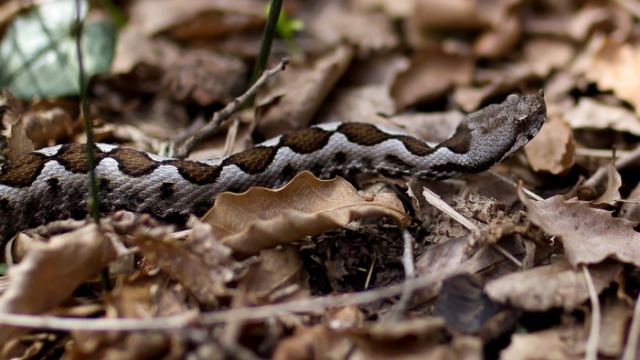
[0,225,117,344]
[256,45,353,138]
[6,116,33,161]
[586,38,640,115]
[593,161,622,205]
[500,326,585,360]
[564,97,640,136]
[524,115,575,175]
[391,47,473,109]
[485,258,622,311]
[132,220,236,305]
[203,171,407,257]
[520,192,640,267]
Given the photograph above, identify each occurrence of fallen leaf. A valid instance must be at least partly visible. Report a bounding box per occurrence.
[256,45,353,138]
[524,115,575,175]
[391,47,473,109]
[593,161,622,204]
[519,193,640,267]
[500,326,584,360]
[6,116,33,161]
[564,97,640,136]
[307,1,398,54]
[132,220,236,305]
[586,38,640,115]
[111,25,181,74]
[202,171,407,257]
[0,225,117,344]
[485,258,622,311]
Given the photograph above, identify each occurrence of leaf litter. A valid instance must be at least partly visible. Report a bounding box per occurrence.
[1,0,640,359]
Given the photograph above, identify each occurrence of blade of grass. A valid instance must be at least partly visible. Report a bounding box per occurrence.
[247,0,283,107]
[74,0,99,224]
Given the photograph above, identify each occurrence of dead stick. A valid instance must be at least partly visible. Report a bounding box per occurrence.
[175,58,289,158]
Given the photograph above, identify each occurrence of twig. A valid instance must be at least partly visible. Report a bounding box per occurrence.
[582,265,601,360]
[74,0,99,224]
[622,290,640,360]
[390,229,416,319]
[582,144,640,192]
[0,273,442,332]
[421,187,523,268]
[248,0,284,107]
[175,58,289,158]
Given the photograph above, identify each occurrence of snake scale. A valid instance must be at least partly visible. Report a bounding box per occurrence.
[0,92,546,247]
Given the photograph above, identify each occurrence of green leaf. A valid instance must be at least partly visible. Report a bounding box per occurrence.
[0,0,115,99]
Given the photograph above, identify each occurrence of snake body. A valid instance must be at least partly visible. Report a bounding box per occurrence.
[0,92,546,244]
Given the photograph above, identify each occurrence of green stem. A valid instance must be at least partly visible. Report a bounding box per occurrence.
[74,0,100,224]
[248,0,283,106]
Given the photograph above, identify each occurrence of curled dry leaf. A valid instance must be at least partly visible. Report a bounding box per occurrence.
[256,45,353,138]
[586,38,640,115]
[524,115,575,175]
[6,117,33,161]
[564,97,640,136]
[132,220,236,305]
[593,161,622,205]
[485,258,622,311]
[500,326,585,360]
[391,47,473,109]
[307,1,398,54]
[0,224,117,344]
[202,171,408,257]
[519,192,640,267]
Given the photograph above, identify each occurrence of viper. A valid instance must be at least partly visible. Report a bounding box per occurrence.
[0,92,546,247]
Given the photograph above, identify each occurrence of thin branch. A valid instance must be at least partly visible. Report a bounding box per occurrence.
[0,273,442,332]
[390,229,416,319]
[175,58,289,158]
[582,144,640,192]
[622,289,640,360]
[582,265,601,360]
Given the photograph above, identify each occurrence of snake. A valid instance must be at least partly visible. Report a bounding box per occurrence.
[0,92,546,248]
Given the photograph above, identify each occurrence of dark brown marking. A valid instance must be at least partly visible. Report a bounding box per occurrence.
[281,163,296,180]
[99,178,112,193]
[436,124,471,154]
[281,127,332,154]
[109,147,159,177]
[224,146,278,174]
[333,151,347,164]
[397,136,433,156]
[160,182,175,199]
[0,197,10,211]
[338,123,392,146]
[164,160,221,185]
[56,144,104,173]
[383,154,412,170]
[0,153,47,187]
[46,178,60,193]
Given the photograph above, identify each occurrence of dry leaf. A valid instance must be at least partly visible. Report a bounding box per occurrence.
[111,25,181,74]
[202,171,407,257]
[519,193,640,267]
[524,115,575,175]
[564,97,640,136]
[256,45,354,138]
[6,117,33,161]
[236,246,309,306]
[485,258,622,311]
[593,161,622,204]
[307,1,398,54]
[391,47,473,109]
[587,38,640,115]
[500,326,584,360]
[132,221,236,305]
[0,225,117,344]
[129,0,264,38]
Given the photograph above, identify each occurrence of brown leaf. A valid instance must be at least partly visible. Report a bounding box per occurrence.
[519,193,640,267]
[593,161,622,205]
[485,258,622,311]
[132,220,236,305]
[564,97,640,136]
[0,225,117,343]
[255,45,354,138]
[202,171,408,257]
[6,116,34,161]
[524,116,575,175]
[500,326,585,360]
[391,47,473,109]
[586,38,640,115]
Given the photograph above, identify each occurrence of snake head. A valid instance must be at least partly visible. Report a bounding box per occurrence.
[498,90,547,161]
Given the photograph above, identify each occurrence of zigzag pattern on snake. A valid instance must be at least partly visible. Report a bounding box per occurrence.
[0,92,546,245]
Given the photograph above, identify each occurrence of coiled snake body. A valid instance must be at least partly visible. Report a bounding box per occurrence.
[0,92,546,246]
